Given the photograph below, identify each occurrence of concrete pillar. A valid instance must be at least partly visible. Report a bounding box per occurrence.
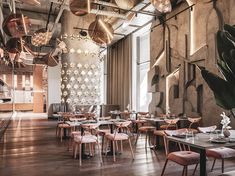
[61,11,101,111]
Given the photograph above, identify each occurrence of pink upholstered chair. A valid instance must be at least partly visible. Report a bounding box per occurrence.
[135,112,155,148]
[161,129,199,176]
[187,117,201,133]
[198,126,235,173]
[105,121,134,162]
[153,118,179,155]
[73,123,102,166]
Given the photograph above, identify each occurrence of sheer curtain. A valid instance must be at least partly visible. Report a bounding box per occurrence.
[106,35,132,111]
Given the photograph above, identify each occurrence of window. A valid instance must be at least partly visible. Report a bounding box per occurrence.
[132,25,151,112]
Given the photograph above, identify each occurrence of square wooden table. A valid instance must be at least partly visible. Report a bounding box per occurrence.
[167,130,235,176]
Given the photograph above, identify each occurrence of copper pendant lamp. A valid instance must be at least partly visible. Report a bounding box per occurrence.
[31,28,52,47]
[2,13,31,38]
[6,38,22,53]
[43,52,59,67]
[150,0,172,13]
[88,18,114,46]
[19,0,40,5]
[69,0,93,16]
[114,0,140,10]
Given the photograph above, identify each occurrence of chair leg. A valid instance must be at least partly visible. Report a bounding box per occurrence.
[128,138,134,160]
[105,139,109,156]
[56,125,58,136]
[135,131,140,145]
[222,159,224,173]
[60,128,63,142]
[97,142,103,165]
[89,143,92,156]
[116,141,119,152]
[74,143,78,159]
[211,159,216,172]
[79,143,82,166]
[113,141,116,162]
[185,166,188,176]
[101,136,104,154]
[120,140,123,153]
[192,164,198,175]
[161,159,168,176]
[182,166,185,176]
[145,132,148,148]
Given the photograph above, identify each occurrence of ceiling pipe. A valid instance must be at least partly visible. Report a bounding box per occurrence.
[11,0,16,13]
[51,0,67,33]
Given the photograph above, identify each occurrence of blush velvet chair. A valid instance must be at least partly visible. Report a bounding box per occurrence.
[161,129,200,176]
[153,118,179,155]
[105,121,134,162]
[135,112,155,149]
[198,126,235,173]
[73,123,102,166]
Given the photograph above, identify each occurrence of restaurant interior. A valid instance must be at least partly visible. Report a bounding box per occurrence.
[1,0,235,176]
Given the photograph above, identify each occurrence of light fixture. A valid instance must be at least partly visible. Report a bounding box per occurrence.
[19,0,41,5]
[31,28,52,47]
[88,18,114,45]
[69,0,93,16]
[114,0,140,10]
[150,0,172,13]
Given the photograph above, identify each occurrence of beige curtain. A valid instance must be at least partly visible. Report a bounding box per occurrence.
[106,35,132,111]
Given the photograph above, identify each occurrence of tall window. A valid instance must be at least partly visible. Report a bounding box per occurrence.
[132,25,151,112]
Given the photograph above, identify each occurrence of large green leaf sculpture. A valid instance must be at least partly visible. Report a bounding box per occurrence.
[201,24,235,114]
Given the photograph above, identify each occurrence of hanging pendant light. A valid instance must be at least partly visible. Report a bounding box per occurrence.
[150,0,172,13]
[19,0,41,5]
[88,18,114,46]
[2,13,31,38]
[31,28,52,47]
[114,0,140,10]
[69,0,93,16]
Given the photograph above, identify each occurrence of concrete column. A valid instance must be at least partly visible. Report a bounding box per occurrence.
[61,11,101,111]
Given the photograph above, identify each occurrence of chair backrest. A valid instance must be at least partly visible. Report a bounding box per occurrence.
[164,128,190,155]
[81,123,100,135]
[137,112,149,121]
[198,125,217,133]
[164,128,188,136]
[113,121,132,138]
[120,112,132,120]
[188,117,201,129]
[164,118,179,129]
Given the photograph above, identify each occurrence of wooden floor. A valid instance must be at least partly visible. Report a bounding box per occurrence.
[0,119,234,176]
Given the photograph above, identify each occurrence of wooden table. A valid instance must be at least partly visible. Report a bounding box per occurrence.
[167,130,235,176]
[67,119,126,157]
[144,117,188,148]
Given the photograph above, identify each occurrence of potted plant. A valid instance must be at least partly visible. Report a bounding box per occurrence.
[201,24,235,118]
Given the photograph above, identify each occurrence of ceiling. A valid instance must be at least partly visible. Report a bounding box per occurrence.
[0,0,186,49]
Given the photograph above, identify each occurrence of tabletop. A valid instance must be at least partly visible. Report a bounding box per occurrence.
[167,130,235,150]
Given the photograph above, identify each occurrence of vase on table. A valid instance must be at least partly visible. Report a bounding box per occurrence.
[223,128,231,138]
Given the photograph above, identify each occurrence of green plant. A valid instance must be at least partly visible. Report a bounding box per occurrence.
[201,24,235,117]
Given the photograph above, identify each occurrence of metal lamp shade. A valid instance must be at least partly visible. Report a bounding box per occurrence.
[88,19,114,46]
[19,0,40,5]
[115,0,140,10]
[69,0,93,16]
[43,52,59,67]
[3,13,31,37]
[31,28,52,47]
[150,0,172,13]
[6,38,22,53]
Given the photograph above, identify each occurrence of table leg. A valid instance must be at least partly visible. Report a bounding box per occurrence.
[200,149,207,176]
[80,127,90,159]
[155,122,160,148]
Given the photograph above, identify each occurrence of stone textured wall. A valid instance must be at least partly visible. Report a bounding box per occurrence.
[149,0,235,127]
